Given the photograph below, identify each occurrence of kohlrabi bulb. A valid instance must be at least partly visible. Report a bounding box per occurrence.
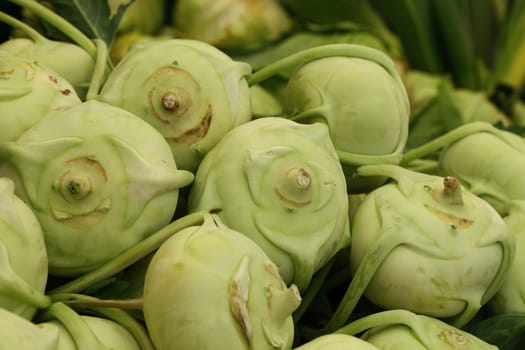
[0,177,49,319]
[0,50,81,142]
[489,200,525,313]
[348,164,515,328]
[143,213,301,350]
[439,128,525,216]
[172,0,293,52]
[39,315,141,350]
[0,37,95,99]
[187,117,350,291]
[337,309,499,350]
[114,0,166,34]
[294,334,379,350]
[0,307,59,350]
[0,100,194,276]
[281,45,410,192]
[98,38,252,172]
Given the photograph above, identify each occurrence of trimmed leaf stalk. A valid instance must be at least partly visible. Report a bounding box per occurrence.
[48,211,207,294]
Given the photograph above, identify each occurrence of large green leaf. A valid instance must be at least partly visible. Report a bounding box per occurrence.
[42,0,133,48]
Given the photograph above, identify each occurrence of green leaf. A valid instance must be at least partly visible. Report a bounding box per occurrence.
[466,312,525,350]
[43,0,133,48]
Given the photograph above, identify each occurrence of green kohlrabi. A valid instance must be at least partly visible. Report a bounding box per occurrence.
[0,177,50,319]
[0,50,81,142]
[0,11,95,99]
[172,0,293,52]
[438,127,525,216]
[187,117,350,291]
[489,200,525,313]
[0,100,194,276]
[112,0,166,35]
[300,164,515,338]
[97,38,252,172]
[247,44,410,193]
[293,334,379,350]
[335,309,499,350]
[38,304,142,350]
[0,307,59,350]
[143,213,301,350]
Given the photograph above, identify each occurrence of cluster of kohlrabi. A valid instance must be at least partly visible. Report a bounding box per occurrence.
[1,0,522,349]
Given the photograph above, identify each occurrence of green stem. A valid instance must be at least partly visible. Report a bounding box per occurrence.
[298,231,405,340]
[39,302,109,350]
[50,294,155,350]
[86,38,108,101]
[51,293,143,310]
[6,0,97,59]
[0,10,48,43]
[293,256,335,325]
[334,309,434,347]
[247,43,400,87]
[400,121,497,165]
[48,211,208,294]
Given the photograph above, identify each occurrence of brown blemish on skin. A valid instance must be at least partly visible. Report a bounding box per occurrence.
[424,204,473,228]
[170,105,212,144]
[274,188,311,208]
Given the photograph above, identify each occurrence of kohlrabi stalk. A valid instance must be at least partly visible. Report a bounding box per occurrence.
[335,309,499,349]
[489,200,525,313]
[37,302,111,350]
[293,334,379,350]
[6,0,98,60]
[48,211,207,294]
[187,117,350,292]
[0,11,95,99]
[400,121,499,166]
[0,307,59,350]
[438,127,525,216]
[97,38,252,172]
[0,177,50,319]
[49,293,155,350]
[247,44,410,193]
[0,100,194,276]
[0,50,81,142]
[300,164,515,338]
[143,213,302,350]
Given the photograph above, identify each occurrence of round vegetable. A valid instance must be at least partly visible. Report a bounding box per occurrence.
[143,213,301,350]
[0,177,49,319]
[172,0,293,52]
[294,334,379,350]
[0,50,81,142]
[349,164,514,327]
[98,38,252,172]
[187,117,350,291]
[0,100,194,276]
[0,307,59,350]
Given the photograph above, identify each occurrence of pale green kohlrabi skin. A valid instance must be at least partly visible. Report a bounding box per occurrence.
[348,164,515,328]
[143,213,302,350]
[282,47,410,193]
[489,200,525,313]
[0,177,50,319]
[39,315,141,350]
[0,100,194,276]
[97,38,252,172]
[0,38,95,99]
[172,0,293,52]
[294,334,379,350]
[0,307,59,350]
[114,0,166,34]
[338,309,499,350]
[0,50,81,142]
[438,128,525,216]
[187,117,350,292]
